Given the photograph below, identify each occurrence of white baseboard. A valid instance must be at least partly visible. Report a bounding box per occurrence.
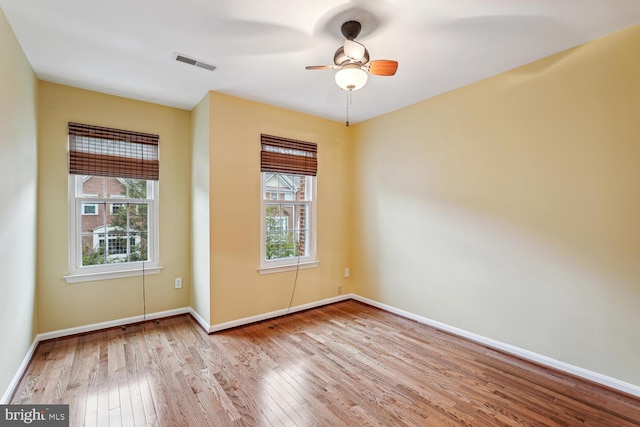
[1,337,39,404]
[188,307,211,332]
[208,294,352,333]
[37,307,191,341]
[351,294,640,398]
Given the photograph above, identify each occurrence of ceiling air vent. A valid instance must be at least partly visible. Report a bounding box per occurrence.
[173,53,216,71]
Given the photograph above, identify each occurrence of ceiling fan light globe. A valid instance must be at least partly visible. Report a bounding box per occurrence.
[335,66,368,91]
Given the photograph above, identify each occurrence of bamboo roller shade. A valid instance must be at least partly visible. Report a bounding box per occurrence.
[68,122,159,181]
[260,134,317,176]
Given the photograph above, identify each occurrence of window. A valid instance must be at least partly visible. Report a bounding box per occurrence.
[259,134,318,273]
[65,123,161,283]
[82,203,98,215]
[94,227,140,257]
[109,195,125,215]
[82,193,98,215]
[110,203,124,215]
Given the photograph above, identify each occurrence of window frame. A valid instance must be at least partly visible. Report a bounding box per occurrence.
[64,175,161,283]
[258,173,318,274]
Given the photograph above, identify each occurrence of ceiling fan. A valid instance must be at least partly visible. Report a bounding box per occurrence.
[306,20,398,91]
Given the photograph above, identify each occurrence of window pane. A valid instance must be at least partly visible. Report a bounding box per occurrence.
[121,178,148,199]
[80,176,105,198]
[131,232,149,262]
[265,203,308,260]
[108,203,148,233]
[81,230,105,266]
[263,173,309,201]
[79,176,149,200]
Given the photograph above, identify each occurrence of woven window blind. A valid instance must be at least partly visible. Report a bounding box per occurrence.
[68,122,159,181]
[260,134,317,176]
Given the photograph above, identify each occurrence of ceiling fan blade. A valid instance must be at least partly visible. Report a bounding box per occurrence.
[305,65,337,70]
[368,60,398,76]
[344,39,365,61]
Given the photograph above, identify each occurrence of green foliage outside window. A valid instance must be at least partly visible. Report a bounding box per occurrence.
[82,243,105,266]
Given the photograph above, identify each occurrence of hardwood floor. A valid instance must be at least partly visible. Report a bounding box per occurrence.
[11,300,640,426]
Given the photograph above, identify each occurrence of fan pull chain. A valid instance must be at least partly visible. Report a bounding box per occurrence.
[346,90,351,127]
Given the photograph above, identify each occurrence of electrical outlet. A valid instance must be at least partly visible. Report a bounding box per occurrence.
[337,284,343,295]
[174,277,182,289]
[344,268,350,278]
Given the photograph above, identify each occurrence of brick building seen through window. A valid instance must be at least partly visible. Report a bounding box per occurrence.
[80,176,149,265]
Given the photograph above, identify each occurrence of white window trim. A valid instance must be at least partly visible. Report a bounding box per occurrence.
[64,265,162,283]
[258,260,320,275]
[65,176,162,283]
[258,174,318,274]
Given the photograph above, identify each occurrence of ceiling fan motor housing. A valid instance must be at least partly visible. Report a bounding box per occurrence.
[341,20,362,40]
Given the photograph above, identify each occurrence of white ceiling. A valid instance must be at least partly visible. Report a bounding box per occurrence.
[2,0,640,124]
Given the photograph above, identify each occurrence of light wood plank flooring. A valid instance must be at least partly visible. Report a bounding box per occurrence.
[11,300,640,426]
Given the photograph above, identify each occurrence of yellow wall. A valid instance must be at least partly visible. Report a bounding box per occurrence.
[0,7,38,399]
[350,25,640,385]
[191,93,211,324]
[207,92,350,325]
[37,82,192,332]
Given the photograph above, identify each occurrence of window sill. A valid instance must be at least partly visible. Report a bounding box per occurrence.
[64,265,163,283]
[258,260,319,275]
